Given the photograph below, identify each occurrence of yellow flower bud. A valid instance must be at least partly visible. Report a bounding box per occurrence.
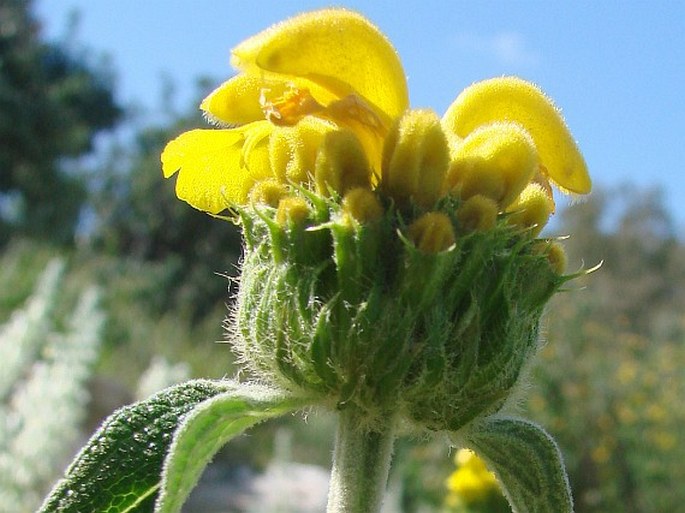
[545,241,568,275]
[269,117,336,185]
[249,179,288,207]
[445,122,538,208]
[382,109,449,208]
[506,182,554,236]
[341,187,383,224]
[456,195,498,232]
[315,129,371,196]
[446,158,505,203]
[276,196,310,226]
[406,212,455,253]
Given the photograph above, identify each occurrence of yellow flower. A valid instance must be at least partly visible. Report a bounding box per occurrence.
[162,8,408,214]
[445,449,501,505]
[162,8,590,221]
[442,77,591,196]
[506,182,555,235]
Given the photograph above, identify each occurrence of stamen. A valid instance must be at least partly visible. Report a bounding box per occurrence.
[260,86,323,126]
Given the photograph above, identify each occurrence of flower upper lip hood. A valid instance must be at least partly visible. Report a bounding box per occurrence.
[442,76,591,195]
[226,8,409,126]
[162,7,590,215]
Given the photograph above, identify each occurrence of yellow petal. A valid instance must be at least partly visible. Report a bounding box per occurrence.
[201,74,289,125]
[443,77,591,194]
[161,123,273,213]
[231,8,409,123]
[242,123,273,185]
[202,74,332,127]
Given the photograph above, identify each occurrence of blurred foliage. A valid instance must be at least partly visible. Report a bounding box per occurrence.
[525,186,685,513]
[0,240,233,388]
[0,0,240,386]
[0,0,122,244]
[86,82,243,320]
[0,260,103,512]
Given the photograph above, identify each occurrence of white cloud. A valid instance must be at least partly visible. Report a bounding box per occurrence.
[453,31,541,68]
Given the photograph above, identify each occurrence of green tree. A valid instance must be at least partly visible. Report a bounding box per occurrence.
[0,0,122,244]
[559,185,685,335]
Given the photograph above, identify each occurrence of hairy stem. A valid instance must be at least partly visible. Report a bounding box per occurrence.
[326,408,397,513]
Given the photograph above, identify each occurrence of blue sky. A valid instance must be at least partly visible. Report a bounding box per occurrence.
[36,1,685,226]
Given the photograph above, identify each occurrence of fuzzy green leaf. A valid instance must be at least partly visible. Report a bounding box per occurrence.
[38,379,235,513]
[155,383,310,513]
[465,416,573,513]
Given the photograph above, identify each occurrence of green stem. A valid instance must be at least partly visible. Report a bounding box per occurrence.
[326,408,397,513]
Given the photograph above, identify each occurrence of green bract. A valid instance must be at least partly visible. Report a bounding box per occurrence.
[232,194,566,431]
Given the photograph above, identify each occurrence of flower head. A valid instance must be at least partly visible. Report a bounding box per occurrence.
[162,8,589,221]
[161,8,591,432]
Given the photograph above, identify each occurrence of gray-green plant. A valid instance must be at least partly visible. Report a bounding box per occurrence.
[135,357,191,402]
[0,261,104,512]
[0,260,63,400]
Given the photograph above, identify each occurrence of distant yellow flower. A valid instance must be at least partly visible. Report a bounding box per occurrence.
[162,7,590,234]
[445,449,501,505]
